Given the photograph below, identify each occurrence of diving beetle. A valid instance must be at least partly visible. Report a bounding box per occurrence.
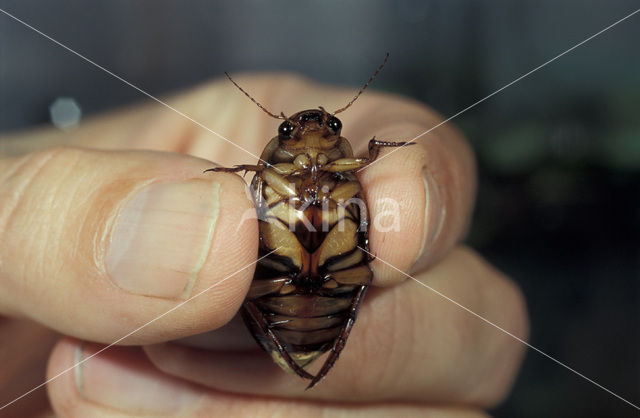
[206,54,410,388]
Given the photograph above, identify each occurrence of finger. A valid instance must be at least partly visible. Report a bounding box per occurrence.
[0,147,257,344]
[353,97,476,285]
[144,247,528,406]
[47,338,488,418]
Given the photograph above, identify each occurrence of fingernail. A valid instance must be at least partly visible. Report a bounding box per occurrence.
[75,345,199,415]
[416,168,446,261]
[106,179,220,298]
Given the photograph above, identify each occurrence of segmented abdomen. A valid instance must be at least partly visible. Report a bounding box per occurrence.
[243,173,371,371]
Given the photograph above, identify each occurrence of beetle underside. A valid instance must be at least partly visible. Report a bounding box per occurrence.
[244,165,372,389]
[207,107,411,388]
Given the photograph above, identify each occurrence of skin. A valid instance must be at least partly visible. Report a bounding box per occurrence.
[0,75,528,417]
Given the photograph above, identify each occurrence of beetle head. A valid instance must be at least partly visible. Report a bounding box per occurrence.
[277,108,342,146]
[224,52,388,148]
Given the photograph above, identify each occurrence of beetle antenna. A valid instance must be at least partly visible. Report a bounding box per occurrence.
[333,52,389,115]
[225,72,284,119]
[280,112,298,126]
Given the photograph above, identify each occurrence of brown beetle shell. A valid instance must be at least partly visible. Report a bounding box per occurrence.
[243,109,372,388]
[207,107,409,388]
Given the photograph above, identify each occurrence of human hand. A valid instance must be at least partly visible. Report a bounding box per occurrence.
[0,75,528,417]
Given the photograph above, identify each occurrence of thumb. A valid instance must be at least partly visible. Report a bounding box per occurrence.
[0,147,257,344]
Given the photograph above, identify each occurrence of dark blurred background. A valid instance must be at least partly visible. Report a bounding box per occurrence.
[1,1,638,416]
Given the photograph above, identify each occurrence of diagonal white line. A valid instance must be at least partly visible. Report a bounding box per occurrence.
[0,7,267,165]
[358,8,640,172]
[358,246,639,410]
[2,3,638,411]
[0,248,278,411]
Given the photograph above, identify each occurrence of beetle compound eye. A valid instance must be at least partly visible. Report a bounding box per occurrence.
[278,121,295,138]
[327,117,342,133]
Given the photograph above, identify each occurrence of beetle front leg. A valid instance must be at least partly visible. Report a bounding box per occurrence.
[322,158,370,172]
[203,164,263,176]
[367,138,414,162]
[322,139,415,172]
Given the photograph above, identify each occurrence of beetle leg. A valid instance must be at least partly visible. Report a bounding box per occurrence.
[262,168,298,197]
[270,163,301,175]
[204,164,263,176]
[367,137,414,162]
[306,285,369,389]
[325,264,372,286]
[243,301,315,380]
[322,158,370,172]
[246,277,291,299]
[322,139,414,172]
[329,181,362,203]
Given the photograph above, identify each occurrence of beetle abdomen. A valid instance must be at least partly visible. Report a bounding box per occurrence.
[242,172,372,373]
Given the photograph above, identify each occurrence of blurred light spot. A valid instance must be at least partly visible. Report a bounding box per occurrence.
[49,97,82,130]
[395,0,430,23]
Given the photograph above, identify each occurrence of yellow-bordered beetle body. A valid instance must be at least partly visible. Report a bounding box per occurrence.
[206,54,411,388]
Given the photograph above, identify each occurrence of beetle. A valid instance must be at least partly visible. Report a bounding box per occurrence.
[206,54,410,388]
